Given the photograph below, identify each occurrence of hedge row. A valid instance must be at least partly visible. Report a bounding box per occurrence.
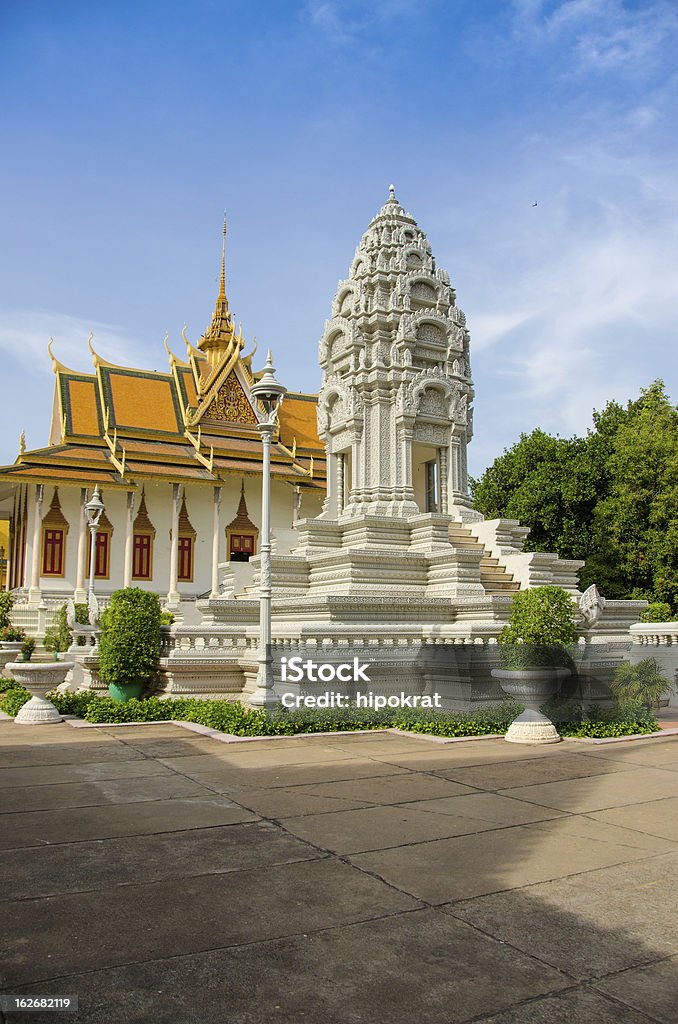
[0,683,659,739]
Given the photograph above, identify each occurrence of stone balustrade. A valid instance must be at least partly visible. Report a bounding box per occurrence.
[629,622,678,645]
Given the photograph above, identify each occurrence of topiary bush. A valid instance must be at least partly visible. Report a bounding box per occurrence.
[498,585,579,669]
[98,588,162,690]
[0,592,14,630]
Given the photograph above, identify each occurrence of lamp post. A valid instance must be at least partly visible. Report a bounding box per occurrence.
[249,351,286,709]
[84,486,105,599]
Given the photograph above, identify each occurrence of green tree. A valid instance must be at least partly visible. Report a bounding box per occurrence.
[471,381,678,613]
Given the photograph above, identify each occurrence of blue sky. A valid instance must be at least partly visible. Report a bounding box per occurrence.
[1,0,676,476]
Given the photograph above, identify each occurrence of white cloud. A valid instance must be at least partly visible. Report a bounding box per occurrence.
[0,309,150,378]
[511,0,678,75]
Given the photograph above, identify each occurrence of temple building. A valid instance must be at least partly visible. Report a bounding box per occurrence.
[0,222,326,613]
[0,189,641,695]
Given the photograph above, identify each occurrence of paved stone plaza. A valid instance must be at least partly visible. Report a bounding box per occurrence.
[1,719,678,1022]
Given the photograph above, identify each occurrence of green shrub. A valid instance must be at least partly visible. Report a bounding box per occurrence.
[46,689,97,716]
[0,625,26,643]
[43,602,89,653]
[21,637,35,661]
[0,592,14,629]
[0,684,31,715]
[498,586,579,669]
[640,602,674,623]
[610,658,673,711]
[159,611,175,626]
[98,588,161,688]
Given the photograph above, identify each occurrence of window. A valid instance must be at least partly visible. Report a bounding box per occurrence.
[42,528,65,576]
[86,531,111,579]
[229,533,255,562]
[425,459,439,514]
[132,533,153,580]
[178,535,194,582]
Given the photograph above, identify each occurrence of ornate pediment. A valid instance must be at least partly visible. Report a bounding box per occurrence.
[202,372,258,425]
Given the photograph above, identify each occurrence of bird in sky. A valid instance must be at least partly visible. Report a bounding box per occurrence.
[532,201,538,207]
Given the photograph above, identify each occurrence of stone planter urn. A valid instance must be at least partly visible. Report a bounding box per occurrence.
[10,661,74,725]
[491,667,571,744]
[0,642,24,676]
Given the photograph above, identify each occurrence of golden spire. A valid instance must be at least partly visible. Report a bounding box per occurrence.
[197,215,242,372]
[220,213,227,298]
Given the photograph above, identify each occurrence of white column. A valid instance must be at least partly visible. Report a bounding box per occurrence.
[210,485,222,598]
[74,487,88,603]
[123,491,134,587]
[27,484,44,606]
[167,483,180,607]
[439,446,449,515]
[336,453,345,516]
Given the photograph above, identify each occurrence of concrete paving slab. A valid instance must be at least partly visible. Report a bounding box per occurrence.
[501,766,678,812]
[0,772,211,813]
[161,756,413,789]
[591,795,678,842]
[349,818,673,904]
[225,785,374,818]
[281,803,502,854]
[366,740,588,771]
[583,738,678,769]
[0,908,569,1024]
[405,791,567,826]
[0,758,176,788]
[103,735,235,758]
[300,771,479,805]
[0,740,146,768]
[435,751,638,790]
[2,858,421,987]
[469,987,660,1023]
[0,821,323,902]
[447,853,678,981]
[595,955,678,1023]
[0,796,258,850]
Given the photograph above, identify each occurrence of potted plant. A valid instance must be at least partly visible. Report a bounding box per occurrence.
[20,637,36,662]
[98,588,161,701]
[492,586,579,744]
[0,624,27,655]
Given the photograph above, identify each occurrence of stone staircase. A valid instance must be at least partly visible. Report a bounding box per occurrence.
[449,522,521,596]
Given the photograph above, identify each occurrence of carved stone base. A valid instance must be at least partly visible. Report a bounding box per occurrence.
[15,695,63,725]
[505,711,561,745]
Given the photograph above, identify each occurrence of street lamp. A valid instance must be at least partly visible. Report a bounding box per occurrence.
[84,486,105,599]
[249,350,287,709]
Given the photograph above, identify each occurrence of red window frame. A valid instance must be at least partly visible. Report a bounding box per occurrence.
[42,528,65,577]
[132,533,153,580]
[86,531,111,579]
[178,535,194,582]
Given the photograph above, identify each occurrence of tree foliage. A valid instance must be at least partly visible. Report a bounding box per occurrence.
[471,381,678,613]
[98,588,161,687]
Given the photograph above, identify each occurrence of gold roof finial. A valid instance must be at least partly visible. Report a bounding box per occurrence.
[220,213,227,298]
[19,430,26,454]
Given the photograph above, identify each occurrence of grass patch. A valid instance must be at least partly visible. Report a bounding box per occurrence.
[0,685,660,739]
